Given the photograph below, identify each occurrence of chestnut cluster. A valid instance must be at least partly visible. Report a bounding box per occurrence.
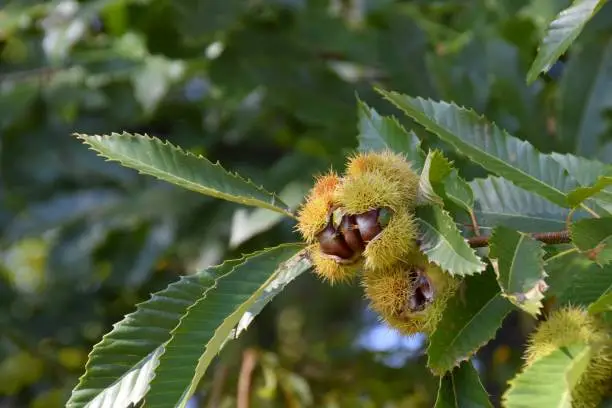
[317,207,391,262]
[296,150,458,335]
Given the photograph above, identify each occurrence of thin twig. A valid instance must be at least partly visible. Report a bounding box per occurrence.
[206,363,228,408]
[237,348,258,408]
[469,210,481,237]
[565,207,577,230]
[468,230,571,248]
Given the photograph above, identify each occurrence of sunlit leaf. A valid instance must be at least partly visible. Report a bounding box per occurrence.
[502,343,591,407]
[416,206,485,276]
[66,261,231,408]
[527,0,606,83]
[588,291,612,314]
[67,244,308,408]
[380,92,577,207]
[427,269,513,374]
[417,150,452,206]
[489,226,547,316]
[145,245,310,408]
[356,100,425,170]
[470,177,571,232]
[75,133,294,217]
[551,152,611,186]
[443,169,474,213]
[567,176,612,207]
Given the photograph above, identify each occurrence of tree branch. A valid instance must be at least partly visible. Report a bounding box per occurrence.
[206,363,228,408]
[237,348,258,408]
[468,230,571,248]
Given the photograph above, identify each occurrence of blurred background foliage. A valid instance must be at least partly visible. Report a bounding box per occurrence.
[2,0,612,407]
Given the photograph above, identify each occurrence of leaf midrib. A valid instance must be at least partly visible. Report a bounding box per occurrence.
[386,95,573,205]
[434,124,568,204]
[82,136,293,218]
[475,210,566,226]
[506,234,525,293]
[177,262,284,408]
[439,293,500,357]
[420,217,483,271]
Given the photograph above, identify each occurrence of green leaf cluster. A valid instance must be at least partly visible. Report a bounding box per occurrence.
[5,0,612,407]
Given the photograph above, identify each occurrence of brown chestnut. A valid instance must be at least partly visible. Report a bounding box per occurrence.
[317,221,354,260]
[339,214,365,252]
[354,209,383,242]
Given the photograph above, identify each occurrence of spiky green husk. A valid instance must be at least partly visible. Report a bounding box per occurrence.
[362,261,459,336]
[362,210,419,270]
[297,172,340,243]
[346,150,419,206]
[309,244,362,285]
[362,265,412,318]
[526,307,612,408]
[335,171,405,213]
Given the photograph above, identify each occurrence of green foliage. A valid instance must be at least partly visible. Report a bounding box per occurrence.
[567,176,612,207]
[77,133,294,218]
[527,0,606,83]
[546,251,612,306]
[356,101,424,169]
[570,217,612,265]
[418,150,453,206]
[434,361,493,408]
[415,206,485,276]
[5,1,612,407]
[147,244,309,408]
[588,291,612,314]
[67,260,229,408]
[489,226,547,316]
[380,92,578,207]
[502,344,591,408]
[470,176,571,232]
[558,35,612,155]
[427,270,513,374]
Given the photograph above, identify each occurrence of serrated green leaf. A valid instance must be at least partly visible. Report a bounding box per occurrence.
[550,152,612,213]
[434,361,493,408]
[443,168,475,213]
[417,150,452,206]
[427,269,513,374]
[489,226,547,316]
[558,36,612,156]
[551,152,611,186]
[416,149,473,212]
[527,0,606,84]
[570,217,612,265]
[356,100,425,170]
[546,250,612,306]
[502,343,591,408]
[66,260,235,408]
[145,244,310,408]
[567,176,612,207]
[470,177,571,232]
[75,133,294,218]
[588,291,612,314]
[416,206,486,276]
[380,92,577,207]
